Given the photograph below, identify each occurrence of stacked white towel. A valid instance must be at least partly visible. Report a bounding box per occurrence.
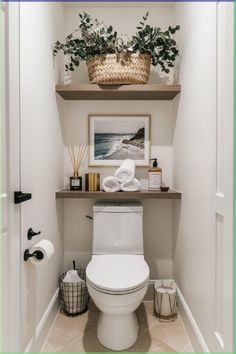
[114,159,135,184]
[121,178,141,192]
[102,159,141,192]
[102,176,121,192]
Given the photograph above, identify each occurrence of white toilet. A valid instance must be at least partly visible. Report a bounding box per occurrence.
[86,201,149,351]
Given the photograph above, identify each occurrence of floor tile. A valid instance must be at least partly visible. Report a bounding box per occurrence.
[42,312,84,352]
[41,301,194,353]
[151,316,193,352]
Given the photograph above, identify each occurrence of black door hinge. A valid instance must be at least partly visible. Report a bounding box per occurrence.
[14,191,32,204]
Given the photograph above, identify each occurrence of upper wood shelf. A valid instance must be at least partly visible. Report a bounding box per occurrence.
[56,189,182,199]
[55,84,181,101]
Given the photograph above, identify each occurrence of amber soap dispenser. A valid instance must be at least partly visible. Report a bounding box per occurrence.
[149,158,162,190]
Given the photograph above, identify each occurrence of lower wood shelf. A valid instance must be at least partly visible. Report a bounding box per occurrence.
[55,189,182,199]
[55,84,181,101]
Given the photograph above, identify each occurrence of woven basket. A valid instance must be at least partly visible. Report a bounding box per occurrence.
[59,269,89,316]
[86,53,151,85]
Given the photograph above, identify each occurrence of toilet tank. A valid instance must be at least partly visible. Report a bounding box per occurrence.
[93,201,143,255]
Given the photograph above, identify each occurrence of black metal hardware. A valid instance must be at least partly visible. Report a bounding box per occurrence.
[24,249,44,262]
[14,191,32,204]
[86,215,93,221]
[27,228,41,240]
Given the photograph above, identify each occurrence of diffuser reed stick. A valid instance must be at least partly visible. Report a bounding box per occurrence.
[67,145,87,178]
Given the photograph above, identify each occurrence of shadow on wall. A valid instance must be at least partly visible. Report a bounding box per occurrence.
[25,264,37,349]
[143,199,173,280]
[172,199,182,273]
[56,199,65,275]
[82,302,151,352]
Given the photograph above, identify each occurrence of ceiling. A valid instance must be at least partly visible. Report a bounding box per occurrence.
[63,2,175,9]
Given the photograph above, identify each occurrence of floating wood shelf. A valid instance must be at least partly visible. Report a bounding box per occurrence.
[56,189,182,199]
[55,84,181,101]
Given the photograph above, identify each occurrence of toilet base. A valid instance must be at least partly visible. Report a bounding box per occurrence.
[97,311,138,351]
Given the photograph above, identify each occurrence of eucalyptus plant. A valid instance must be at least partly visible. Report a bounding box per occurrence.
[129,12,180,73]
[54,12,180,73]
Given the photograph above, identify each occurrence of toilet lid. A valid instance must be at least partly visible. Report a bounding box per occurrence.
[86,255,149,293]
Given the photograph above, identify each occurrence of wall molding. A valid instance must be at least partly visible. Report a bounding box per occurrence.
[25,282,209,352]
[147,279,209,352]
[176,286,210,352]
[25,288,59,353]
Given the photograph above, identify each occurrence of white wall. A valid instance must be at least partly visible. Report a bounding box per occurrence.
[62,5,178,280]
[173,2,233,352]
[19,3,64,351]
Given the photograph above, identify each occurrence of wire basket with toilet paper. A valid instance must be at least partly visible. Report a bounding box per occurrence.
[59,261,89,316]
[154,280,177,321]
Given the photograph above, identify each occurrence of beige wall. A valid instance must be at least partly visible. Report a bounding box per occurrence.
[62,6,179,280]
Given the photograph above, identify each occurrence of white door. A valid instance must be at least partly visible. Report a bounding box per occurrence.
[1,2,21,351]
[211,2,234,352]
[0,3,9,349]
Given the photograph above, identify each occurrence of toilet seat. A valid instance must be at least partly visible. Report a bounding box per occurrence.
[86,255,149,295]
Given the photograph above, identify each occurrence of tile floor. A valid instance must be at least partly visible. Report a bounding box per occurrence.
[42,301,194,352]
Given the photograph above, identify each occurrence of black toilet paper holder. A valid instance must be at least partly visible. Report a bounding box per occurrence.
[24,249,44,262]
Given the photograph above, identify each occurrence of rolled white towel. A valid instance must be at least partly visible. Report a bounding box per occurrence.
[121,178,141,192]
[102,176,121,192]
[114,159,135,184]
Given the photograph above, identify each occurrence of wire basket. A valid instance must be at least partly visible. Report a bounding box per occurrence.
[59,269,89,317]
[154,280,177,321]
[86,53,151,84]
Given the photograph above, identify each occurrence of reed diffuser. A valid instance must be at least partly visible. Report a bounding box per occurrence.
[67,145,87,190]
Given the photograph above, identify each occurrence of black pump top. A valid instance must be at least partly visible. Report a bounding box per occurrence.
[150,158,158,168]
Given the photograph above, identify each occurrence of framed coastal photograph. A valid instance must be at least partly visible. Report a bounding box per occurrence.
[89,115,150,166]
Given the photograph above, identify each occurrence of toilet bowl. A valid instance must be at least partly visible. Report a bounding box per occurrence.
[86,201,150,351]
[86,254,149,351]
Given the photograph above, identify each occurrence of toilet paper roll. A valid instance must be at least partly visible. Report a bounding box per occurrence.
[29,239,55,265]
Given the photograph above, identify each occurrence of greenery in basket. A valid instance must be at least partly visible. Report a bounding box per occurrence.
[54,12,180,73]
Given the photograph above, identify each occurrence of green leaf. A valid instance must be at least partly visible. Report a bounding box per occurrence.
[77,49,86,58]
[107,25,113,33]
[54,11,180,74]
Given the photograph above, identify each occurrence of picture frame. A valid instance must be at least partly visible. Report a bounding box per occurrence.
[89,114,150,166]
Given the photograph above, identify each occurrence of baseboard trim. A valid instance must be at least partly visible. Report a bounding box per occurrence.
[147,279,209,352]
[25,282,209,353]
[177,286,209,352]
[25,288,59,353]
